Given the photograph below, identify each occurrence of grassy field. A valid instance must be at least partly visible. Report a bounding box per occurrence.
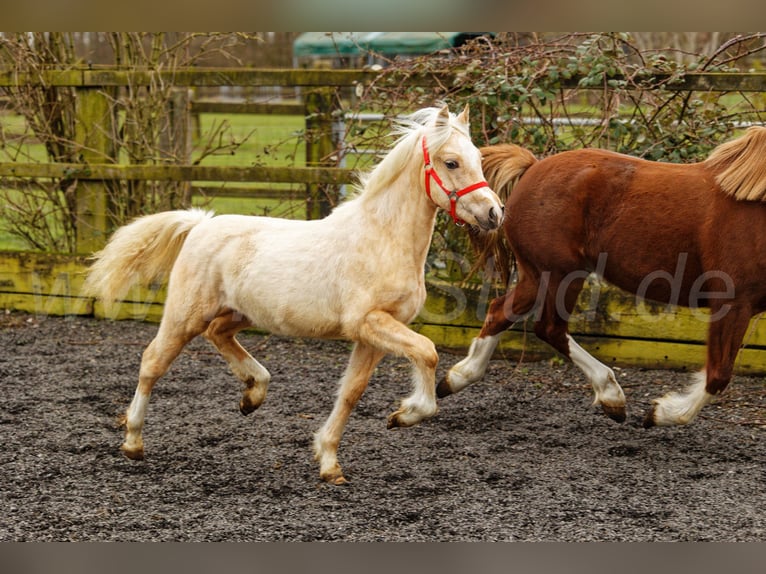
[190,111,309,220]
[0,109,384,250]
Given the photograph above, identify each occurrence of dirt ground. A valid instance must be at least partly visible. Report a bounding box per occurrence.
[1,311,764,541]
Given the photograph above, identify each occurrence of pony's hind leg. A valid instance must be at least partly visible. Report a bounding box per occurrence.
[313,342,385,484]
[644,303,752,427]
[203,310,270,415]
[122,319,204,459]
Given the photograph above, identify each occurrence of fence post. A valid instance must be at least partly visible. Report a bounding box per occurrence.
[304,88,338,220]
[160,87,193,207]
[74,87,114,254]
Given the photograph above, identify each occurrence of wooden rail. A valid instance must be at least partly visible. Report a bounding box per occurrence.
[0,163,355,185]
[1,67,765,91]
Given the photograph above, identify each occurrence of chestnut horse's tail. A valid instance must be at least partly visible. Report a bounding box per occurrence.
[705,126,766,201]
[468,144,538,285]
[82,209,214,308]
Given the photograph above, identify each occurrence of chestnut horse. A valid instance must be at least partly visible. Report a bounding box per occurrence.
[438,127,766,428]
[84,105,503,484]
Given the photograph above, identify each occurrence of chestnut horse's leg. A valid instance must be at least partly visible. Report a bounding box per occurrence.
[645,302,753,427]
[533,272,626,422]
[203,310,271,415]
[313,342,385,484]
[438,269,541,397]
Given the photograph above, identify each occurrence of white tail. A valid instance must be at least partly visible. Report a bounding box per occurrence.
[82,209,213,307]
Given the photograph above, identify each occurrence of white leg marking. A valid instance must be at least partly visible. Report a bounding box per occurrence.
[651,371,714,426]
[123,388,150,453]
[392,365,439,427]
[313,422,342,483]
[445,334,500,394]
[566,335,626,410]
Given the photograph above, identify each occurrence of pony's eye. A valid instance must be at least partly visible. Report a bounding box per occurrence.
[444,160,459,170]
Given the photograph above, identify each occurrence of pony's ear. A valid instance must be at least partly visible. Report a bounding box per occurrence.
[457,103,470,124]
[435,104,450,127]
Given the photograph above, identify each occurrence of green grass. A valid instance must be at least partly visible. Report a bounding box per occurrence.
[0,111,330,249]
[0,229,31,251]
[0,107,389,250]
[189,112,309,218]
[194,112,306,168]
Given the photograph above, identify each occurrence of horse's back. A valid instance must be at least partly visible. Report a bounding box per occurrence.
[504,148,749,304]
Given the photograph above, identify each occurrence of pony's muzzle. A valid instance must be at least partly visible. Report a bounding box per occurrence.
[476,204,503,230]
[489,206,502,227]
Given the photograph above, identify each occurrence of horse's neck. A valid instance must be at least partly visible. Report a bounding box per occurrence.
[354,165,438,265]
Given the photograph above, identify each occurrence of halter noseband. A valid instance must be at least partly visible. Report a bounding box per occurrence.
[422,136,490,226]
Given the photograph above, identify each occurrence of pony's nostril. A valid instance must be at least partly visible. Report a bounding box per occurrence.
[489,207,499,226]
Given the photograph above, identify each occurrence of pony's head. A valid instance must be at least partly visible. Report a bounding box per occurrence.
[400,104,504,230]
[360,105,503,231]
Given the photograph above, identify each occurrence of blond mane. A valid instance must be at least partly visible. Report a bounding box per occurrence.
[705,126,766,201]
[354,106,468,199]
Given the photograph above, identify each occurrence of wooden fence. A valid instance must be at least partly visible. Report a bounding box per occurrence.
[2,67,766,374]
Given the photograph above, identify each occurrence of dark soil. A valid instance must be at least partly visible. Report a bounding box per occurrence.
[1,312,764,541]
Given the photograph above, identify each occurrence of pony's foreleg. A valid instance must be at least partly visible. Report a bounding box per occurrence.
[204,311,270,415]
[644,304,751,427]
[358,310,440,429]
[313,342,385,484]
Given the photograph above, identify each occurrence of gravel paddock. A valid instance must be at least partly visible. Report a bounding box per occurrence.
[1,312,764,541]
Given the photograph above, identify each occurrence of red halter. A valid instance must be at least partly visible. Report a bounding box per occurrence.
[422,136,490,226]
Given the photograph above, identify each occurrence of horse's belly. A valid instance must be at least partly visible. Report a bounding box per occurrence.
[244,302,344,339]
[601,255,709,308]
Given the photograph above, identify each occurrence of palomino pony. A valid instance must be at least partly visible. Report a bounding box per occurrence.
[438,127,766,428]
[84,104,503,484]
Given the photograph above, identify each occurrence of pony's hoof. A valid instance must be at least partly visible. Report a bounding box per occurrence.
[436,377,453,398]
[387,410,413,428]
[642,407,657,428]
[120,444,144,460]
[239,398,259,416]
[602,404,626,423]
[387,414,401,429]
[320,471,348,486]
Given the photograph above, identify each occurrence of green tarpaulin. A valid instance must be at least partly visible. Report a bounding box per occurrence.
[293,32,489,58]
[293,32,378,57]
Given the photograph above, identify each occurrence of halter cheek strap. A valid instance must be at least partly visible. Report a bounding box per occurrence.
[422,136,490,226]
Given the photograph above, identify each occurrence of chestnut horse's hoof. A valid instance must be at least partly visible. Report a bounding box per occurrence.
[601,404,626,423]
